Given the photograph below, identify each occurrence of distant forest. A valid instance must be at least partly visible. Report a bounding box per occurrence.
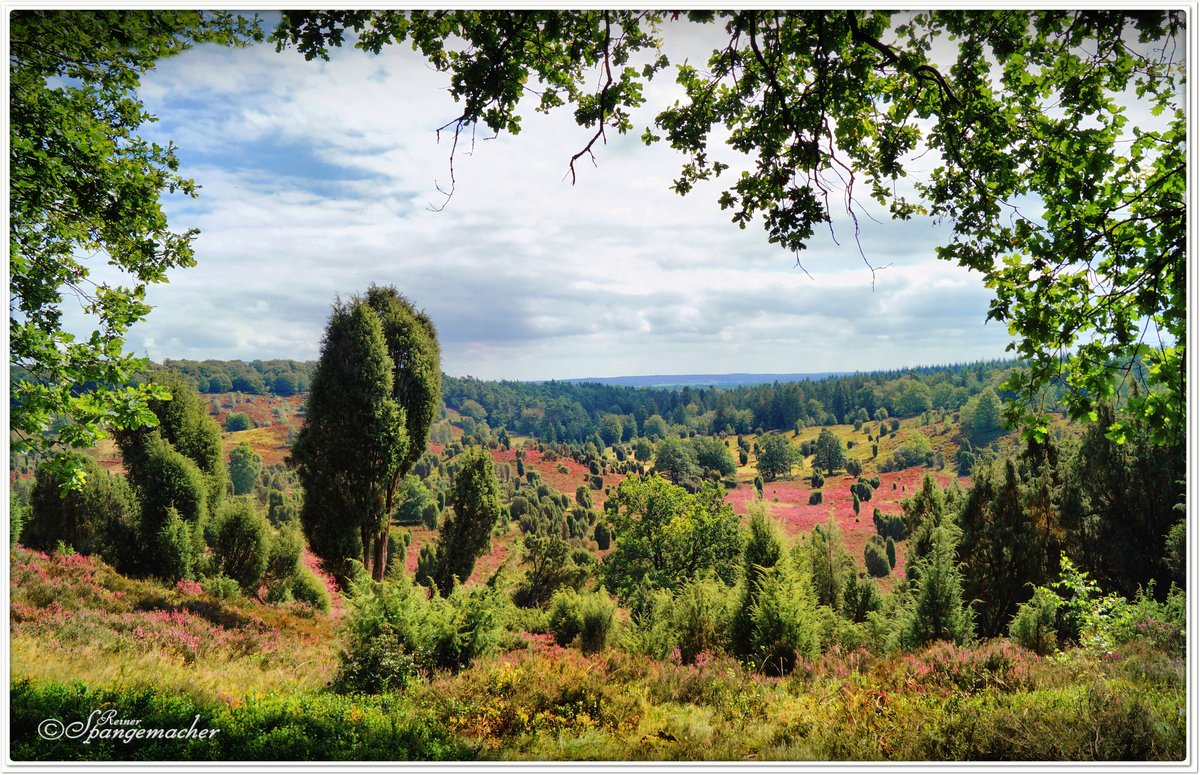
[151,358,1043,442]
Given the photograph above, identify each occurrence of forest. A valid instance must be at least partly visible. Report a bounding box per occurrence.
[8,8,1188,764]
[9,315,1186,759]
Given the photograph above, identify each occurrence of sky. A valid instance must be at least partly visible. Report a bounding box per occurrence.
[107,14,1021,381]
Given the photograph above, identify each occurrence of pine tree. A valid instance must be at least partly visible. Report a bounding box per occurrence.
[292,287,440,583]
[429,447,503,595]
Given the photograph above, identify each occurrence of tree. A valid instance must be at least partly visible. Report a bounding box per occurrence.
[957,457,1050,637]
[118,371,227,517]
[653,436,697,485]
[755,433,795,481]
[602,476,743,599]
[25,453,139,571]
[731,503,785,657]
[692,436,736,479]
[291,298,406,583]
[291,286,440,583]
[811,428,847,475]
[10,11,261,486]
[428,447,503,595]
[275,10,1185,446]
[901,524,974,649]
[961,387,1003,443]
[228,443,262,496]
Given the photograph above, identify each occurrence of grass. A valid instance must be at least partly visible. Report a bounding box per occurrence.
[12,642,1186,761]
[10,545,1188,762]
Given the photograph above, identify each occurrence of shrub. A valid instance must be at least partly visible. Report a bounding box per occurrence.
[808,490,823,505]
[201,574,242,600]
[750,566,821,675]
[593,521,611,550]
[886,537,897,569]
[265,524,303,584]
[225,412,253,432]
[1009,585,1059,655]
[291,565,332,613]
[670,577,731,664]
[873,508,907,541]
[25,454,140,573]
[211,501,270,593]
[864,540,890,577]
[578,591,617,654]
[620,584,675,660]
[336,571,502,693]
[155,509,198,583]
[548,588,616,653]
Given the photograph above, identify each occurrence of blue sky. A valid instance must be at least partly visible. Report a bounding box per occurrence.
[109,15,1019,381]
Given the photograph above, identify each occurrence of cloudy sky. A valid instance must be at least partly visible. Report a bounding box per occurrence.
[113,14,1017,381]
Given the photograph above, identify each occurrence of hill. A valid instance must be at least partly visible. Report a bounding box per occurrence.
[562,372,849,388]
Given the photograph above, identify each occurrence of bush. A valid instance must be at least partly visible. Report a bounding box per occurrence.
[201,574,242,600]
[1009,585,1059,655]
[864,540,890,577]
[593,521,611,550]
[548,588,616,654]
[548,588,585,646]
[336,571,503,693]
[291,565,332,613]
[25,455,140,573]
[211,501,270,593]
[808,490,823,505]
[670,577,731,664]
[750,567,821,675]
[225,412,253,432]
[155,509,198,583]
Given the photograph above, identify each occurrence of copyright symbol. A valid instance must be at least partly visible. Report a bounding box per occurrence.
[37,718,65,740]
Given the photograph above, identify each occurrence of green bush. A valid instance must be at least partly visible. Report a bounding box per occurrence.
[336,571,502,693]
[211,501,270,593]
[25,454,141,573]
[1009,585,1059,655]
[201,574,242,600]
[864,540,891,578]
[9,679,468,760]
[225,412,253,432]
[548,588,585,646]
[808,490,823,505]
[620,584,675,660]
[291,565,332,613]
[749,566,821,675]
[155,509,198,583]
[548,588,615,654]
[593,521,611,550]
[670,577,731,664]
[578,591,617,655]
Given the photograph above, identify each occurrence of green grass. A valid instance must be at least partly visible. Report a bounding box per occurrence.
[9,538,1186,762]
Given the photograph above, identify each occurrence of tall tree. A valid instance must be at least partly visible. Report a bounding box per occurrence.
[361,285,442,575]
[653,436,698,485]
[429,447,504,595]
[228,443,263,496]
[292,287,440,583]
[275,10,1185,446]
[10,10,261,485]
[291,298,406,583]
[957,457,1053,637]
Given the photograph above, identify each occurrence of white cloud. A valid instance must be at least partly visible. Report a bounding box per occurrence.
[118,22,1013,380]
